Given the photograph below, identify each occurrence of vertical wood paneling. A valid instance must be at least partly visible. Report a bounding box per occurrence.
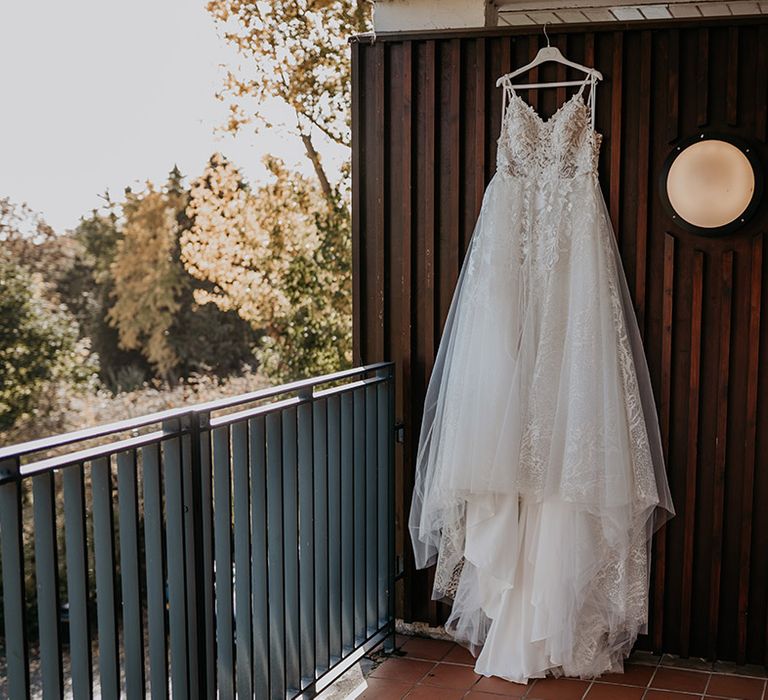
[757,26,768,140]
[697,29,709,126]
[439,39,461,328]
[351,41,363,367]
[353,18,768,664]
[634,31,652,336]
[667,30,680,143]
[680,251,704,657]
[709,251,734,660]
[527,34,540,112]
[609,32,623,234]
[654,233,675,652]
[555,34,568,105]
[372,42,386,361]
[737,235,762,664]
[397,40,414,621]
[727,27,739,126]
[474,39,487,216]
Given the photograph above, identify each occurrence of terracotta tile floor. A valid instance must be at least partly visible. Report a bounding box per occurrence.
[359,635,768,700]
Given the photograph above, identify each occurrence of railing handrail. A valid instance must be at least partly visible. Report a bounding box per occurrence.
[0,362,393,463]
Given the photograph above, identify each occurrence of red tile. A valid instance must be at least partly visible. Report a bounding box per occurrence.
[370,657,436,684]
[467,693,526,700]
[443,643,478,666]
[359,677,413,699]
[400,637,455,661]
[586,682,644,699]
[645,692,701,700]
[527,677,591,699]
[598,663,656,687]
[473,675,528,696]
[421,662,482,689]
[405,686,466,699]
[650,667,710,693]
[706,673,766,700]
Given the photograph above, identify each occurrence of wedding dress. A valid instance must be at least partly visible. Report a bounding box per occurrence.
[408,73,675,682]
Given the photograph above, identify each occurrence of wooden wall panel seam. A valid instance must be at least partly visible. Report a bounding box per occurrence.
[610,32,623,236]
[708,250,734,661]
[634,31,652,338]
[737,235,763,664]
[351,41,363,366]
[727,26,740,126]
[654,232,676,653]
[666,30,680,144]
[680,250,704,658]
[697,29,710,127]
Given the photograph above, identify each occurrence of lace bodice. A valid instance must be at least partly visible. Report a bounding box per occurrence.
[496,74,602,180]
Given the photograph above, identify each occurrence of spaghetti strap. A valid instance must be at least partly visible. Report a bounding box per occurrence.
[575,72,592,98]
[500,75,514,123]
[577,73,597,128]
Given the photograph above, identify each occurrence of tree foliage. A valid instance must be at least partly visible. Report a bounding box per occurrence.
[61,201,154,391]
[107,183,185,379]
[199,1,369,380]
[207,0,372,204]
[182,153,351,380]
[207,0,371,147]
[0,255,96,431]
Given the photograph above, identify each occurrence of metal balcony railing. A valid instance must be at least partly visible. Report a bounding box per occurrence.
[0,362,396,699]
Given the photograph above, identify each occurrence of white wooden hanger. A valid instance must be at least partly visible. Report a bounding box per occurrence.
[495,24,603,89]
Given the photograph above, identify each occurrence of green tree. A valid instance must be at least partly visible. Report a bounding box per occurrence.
[0,255,96,431]
[61,200,153,391]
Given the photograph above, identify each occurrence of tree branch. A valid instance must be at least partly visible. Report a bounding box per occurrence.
[300,132,334,205]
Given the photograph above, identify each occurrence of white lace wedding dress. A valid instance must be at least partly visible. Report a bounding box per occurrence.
[408,73,675,683]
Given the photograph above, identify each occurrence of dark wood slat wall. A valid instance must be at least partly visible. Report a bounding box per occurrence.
[351,17,768,664]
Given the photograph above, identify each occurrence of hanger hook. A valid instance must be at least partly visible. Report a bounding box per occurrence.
[543,22,550,47]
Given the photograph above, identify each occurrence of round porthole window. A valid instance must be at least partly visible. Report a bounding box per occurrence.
[660,133,763,236]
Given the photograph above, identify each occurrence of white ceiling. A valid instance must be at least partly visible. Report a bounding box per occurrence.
[495,0,767,24]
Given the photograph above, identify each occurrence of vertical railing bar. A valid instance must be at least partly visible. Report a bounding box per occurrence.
[340,391,354,653]
[386,367,396,649]
[232,420,253,699]
[312,397,330,676]
[91,456,120,700]
[365,383,378,635]
[212,425,235,700]
[117,450,146,698]
[249,415,269,699]
[352,387,366,643]
[266,411,286,699]
[298,395,315,686]
[375,369,392,635]
[282,406,300,693]
[142,443,168,700]
[162,425,189,699]
[180,426,200,700]
[0,457,30,700]
[196,415,216,699]
[327,394,342,664]
[32,471,63,699]
[62,462,93,699]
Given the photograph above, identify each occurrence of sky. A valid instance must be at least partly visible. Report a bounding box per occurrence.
[0,1,343,232]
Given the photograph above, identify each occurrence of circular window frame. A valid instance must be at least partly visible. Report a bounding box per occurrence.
[659,132,763,237]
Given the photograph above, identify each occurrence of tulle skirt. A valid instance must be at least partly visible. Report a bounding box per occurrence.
[408,169,675,682]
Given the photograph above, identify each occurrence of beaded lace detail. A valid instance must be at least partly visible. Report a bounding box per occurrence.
[496,76,602,181]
